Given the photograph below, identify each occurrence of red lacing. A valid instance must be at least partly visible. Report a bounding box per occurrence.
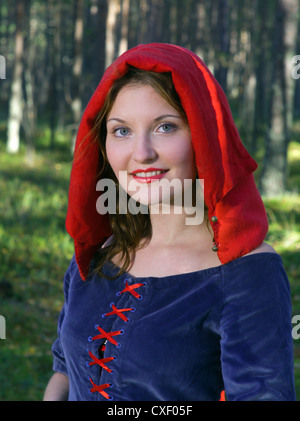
[91,326,122,346]
[105,304,133,322]
[118,280,145,299]
[88,349,114,373]
[88,280,145,400]
[89,377,111,400]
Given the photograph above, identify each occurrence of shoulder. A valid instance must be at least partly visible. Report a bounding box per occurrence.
[222,242,290,297]
[63,254,82,291]
[221,243,291,318]
[66,254,79,277]
[222,242,285,287]
[242,241,277,257]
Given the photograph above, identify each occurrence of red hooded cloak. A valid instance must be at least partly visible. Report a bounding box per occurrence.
[65,43,268,280]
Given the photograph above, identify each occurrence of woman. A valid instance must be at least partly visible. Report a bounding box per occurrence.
[44,43,296,401]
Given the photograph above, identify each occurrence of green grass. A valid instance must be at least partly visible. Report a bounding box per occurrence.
[0,135,299,400]
[0,145,74,400]
[263,141,300,399]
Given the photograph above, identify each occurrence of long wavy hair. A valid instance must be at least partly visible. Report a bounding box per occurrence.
[93,67,192,278]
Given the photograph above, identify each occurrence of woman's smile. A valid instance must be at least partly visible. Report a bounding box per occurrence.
[131,168,169,183]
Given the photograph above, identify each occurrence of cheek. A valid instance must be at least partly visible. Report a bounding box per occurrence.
[105,142,134,195]
[105,142,126,175]
[171,142,197,178]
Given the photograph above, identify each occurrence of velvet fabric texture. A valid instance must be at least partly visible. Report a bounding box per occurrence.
[52,252,296,401]
[65,43,268,280]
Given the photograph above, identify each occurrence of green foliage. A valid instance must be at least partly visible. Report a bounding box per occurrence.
[0,139,299,400]
[263,141,300,399]
[0,145,73,400]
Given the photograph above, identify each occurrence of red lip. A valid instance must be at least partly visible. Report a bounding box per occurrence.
[130,168,169,183]
[131,168,167,175]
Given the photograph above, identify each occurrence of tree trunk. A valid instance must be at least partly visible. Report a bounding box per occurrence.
[189,0,202,54]
[88,0,108,88]
[118,0,129,56]
[48,0,62,149]
[260,0,289,196]
[293,13,300,121]
[106,0,120,68]
[71,0,84,153]
[161,0,171,44]
[6,0,24,154]
[252,0,269,155]
[289,0,300,122]
[214,0,230,93]
[146,0,164,44]
[23,0,36,165]
[283,0,299,130]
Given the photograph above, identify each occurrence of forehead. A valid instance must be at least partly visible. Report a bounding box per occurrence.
[107,84,181,118]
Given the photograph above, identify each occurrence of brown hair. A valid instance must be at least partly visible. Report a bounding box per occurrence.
[93,67,188,278]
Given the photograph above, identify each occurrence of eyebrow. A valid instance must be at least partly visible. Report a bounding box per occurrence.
[106,114,183,124]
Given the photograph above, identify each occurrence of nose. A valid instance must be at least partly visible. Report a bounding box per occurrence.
[133,133,158,163]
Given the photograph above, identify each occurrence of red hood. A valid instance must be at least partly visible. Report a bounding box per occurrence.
[66,43,268,280]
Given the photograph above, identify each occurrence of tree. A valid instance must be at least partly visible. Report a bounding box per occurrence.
[106,0,120,68]
[292,1,300,121]
[214,0,230,93]
[260,0,289,196]
[71,0,84,152]
[252,0,270,154]
[6,0,24,154]
[23,0,36,164]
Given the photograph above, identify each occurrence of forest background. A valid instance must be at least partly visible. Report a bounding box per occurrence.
[0,0,300,401]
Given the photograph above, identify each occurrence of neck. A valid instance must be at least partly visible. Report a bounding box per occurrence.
[147,178,209,246]
[148,203,211,247]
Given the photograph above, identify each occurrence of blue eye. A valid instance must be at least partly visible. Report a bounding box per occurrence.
[157,123,176,133]
[113,127,130,137]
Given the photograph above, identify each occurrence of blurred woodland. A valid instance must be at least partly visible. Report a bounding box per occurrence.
[0,0,299,195]
[1,0,300,401]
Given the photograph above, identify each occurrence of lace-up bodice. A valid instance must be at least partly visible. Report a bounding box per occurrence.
[51,253,295,401]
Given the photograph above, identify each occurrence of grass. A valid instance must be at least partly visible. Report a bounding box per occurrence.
[263,140,300,399]
[0,133,299,400]
[0,141,74,400]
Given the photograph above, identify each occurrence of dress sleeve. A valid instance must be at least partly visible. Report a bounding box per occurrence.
[220,253,296,401]
[52,306,68,375]
[51,255,76,376]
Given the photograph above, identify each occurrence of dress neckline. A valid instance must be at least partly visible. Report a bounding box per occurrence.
[104,252,280,281]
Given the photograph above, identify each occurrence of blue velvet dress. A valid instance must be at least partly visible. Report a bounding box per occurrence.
[52,252,296,401]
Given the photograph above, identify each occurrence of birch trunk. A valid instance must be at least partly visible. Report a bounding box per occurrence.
[6,0,24,154]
